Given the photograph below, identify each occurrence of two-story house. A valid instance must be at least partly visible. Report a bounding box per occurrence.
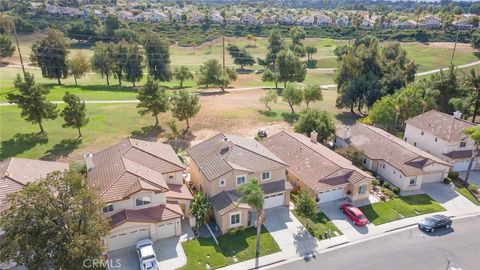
[262,131,374,205]
[187,133,291,234]
[419,15,442,29]
[296,16,314,26]
[241,14,258,25]
[85,138,193,251]
[335,124,451,191]
[404,110,478,172]
[316,14,333,26]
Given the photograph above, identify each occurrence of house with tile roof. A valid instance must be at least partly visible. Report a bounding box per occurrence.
[85,138,192,251]
[418,15,442,29]
[262,131,373,205]
[404,110,478,172]
[187,133,291,234]
[335,123,451,191]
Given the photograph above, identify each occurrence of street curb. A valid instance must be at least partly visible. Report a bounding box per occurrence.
[245,258,287,270]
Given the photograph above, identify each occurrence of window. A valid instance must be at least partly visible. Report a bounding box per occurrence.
[404,137,407,142]
[435,137,438,142]
[460,141,466,148]
[103,204,114,213]
[236,175,246,186]
[409,178,416,186]
[358,185,366,194]
[261,172,271,181]
[219,179,226,187]
[135,196,151,207]
[230,212,241,227]
[363,158,367,164]
[382,164,386,169]
[421,131,424,135]
[169,175,174,179]
[414,142,417,146]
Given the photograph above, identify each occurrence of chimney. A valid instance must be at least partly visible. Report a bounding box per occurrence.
[453,111,462,119]
[344,126,351,140]
[310,130,318,143]
[84,153,93,171]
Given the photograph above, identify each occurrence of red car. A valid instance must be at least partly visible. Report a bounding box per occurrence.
[340,203,369,226]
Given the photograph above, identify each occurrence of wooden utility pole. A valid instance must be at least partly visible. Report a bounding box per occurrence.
[12,20,26,77]
[450,20,460,65]
[222,29,226,70]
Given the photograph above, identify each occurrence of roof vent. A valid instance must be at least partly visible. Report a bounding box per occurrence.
[84,153,93,171]
[223,136,230,142]
[453,111,462,119]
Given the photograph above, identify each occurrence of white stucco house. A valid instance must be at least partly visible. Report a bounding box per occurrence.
[404,110,478,172]
[419,15,442,29]
[335,123,451,191]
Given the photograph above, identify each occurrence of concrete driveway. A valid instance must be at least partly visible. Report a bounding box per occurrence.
[459,170,480,187]
[264,206,318,259]
[107,221,194,270]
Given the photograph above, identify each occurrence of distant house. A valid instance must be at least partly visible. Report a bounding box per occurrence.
[58,6,84,18]
[316,14,333,26]
[133,12,148,22]
[118,10,134,21]
[360,18,374,28]
[94,9,107,19]
[260,17,276,25]
[335,124,451,191]
[395,19,416,29]
[172,11,183,21]
[209,13,224,24]
[278,15,295,25]
[150,9,169,22]
[419,15,442,29]
[404,110,478,172]
[45,4,59,14]
[263,131,374,205]
[336,16,350,27]
[241,14,258,25]
[296,16,314,26]
[226,15,241,24]
[189,12,204,24]
[453,18,473,30]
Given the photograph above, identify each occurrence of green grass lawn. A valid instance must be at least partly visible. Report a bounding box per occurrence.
[455,187,480,206]
[180,226,280,270]
[359,194,446,225]
[293,212,342,240]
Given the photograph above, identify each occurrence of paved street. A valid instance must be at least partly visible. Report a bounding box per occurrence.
[270,216,480,270]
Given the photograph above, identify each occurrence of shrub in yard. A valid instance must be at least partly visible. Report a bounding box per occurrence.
[372,179,380,187]
[382,188,397,198]
[443,178,451,184]
[294,190,318,218]
[468,184,478,194]
[448,171,459,180]
[392,187,401,195]
[378,178,385,186]
[382,182,390,189]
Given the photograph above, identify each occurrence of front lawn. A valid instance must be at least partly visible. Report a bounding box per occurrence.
[180,226,280,270]
[359,194,446,225]
[293,212,342,239]
[455,187,480,206]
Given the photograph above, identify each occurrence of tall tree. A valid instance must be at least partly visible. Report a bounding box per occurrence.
[303,84,323,107]
[465,69,480,123]
[293,190,317,218]
[31,29,69,85]
[289,26,306,46]
[261,69,281,89]
[60,92,89,138]
[265,30,283,67]
[259,90,278,111]
[0,171,109,270]
[124,43,144,87]
[6,73,58,133]
[226,44,255,69]
[197,59,237,91]
[170,90,201,130]
[472,32,480,50]
[282,83,304,114]
[238,179,264,259]
[427,65,461,114]
[276,49,307,87]
[305,45,317,61]
[144,33,171,81]
[91,42,113,85]
[68,52,90,86]
[174,66,194,88]
[0,34,14,58]
[136,77,169,126]
[189,192,211,230]
[462,126,480,184]
[111,40,129,85]
[294,108,335,142]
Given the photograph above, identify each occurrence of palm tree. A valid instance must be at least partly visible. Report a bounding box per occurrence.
[462,126,480,184]
[238,179,265,262]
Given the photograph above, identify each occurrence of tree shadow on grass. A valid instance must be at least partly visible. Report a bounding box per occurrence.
[43,83,137,93]
[41,138,82,161]
[131,125,165,141]
[281,112,299,124]
[0,133,48,160]
[335,112,360,125]
[259,110,278,118]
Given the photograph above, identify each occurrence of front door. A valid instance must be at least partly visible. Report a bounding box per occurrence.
[247,211,257,227]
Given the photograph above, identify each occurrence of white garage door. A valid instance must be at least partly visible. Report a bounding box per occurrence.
[422,171,445,184]
[108,227,149,251]
[156,221,176,239]
[264,192,285,209]
[453,160,474,172]
[317,187,345,204]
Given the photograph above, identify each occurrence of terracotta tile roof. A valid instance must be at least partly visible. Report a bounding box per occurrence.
[336,124,451,177]
[443,150,474,160]
[210,190,250,216]
[87,139,185,203]
[405,110,476,142]
[0,158,68,211]
[261,180,293,194]
[165,184,194,200]
[262,132,373,192]
[187,133,287,181]
[110,203,183,228]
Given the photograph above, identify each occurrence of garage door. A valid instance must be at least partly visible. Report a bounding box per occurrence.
[108,227,149,251]
[317,187,345,204]
[156,221,176,239]
[422,171,445,184]
[453,160,475,172]
[264,192,285,209]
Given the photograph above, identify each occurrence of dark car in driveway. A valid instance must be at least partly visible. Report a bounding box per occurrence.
[418,215,452,232]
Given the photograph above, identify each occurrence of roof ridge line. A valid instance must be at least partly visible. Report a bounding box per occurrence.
[129,138,185,170]
[121,157,169,191]
[233,141,288,167]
